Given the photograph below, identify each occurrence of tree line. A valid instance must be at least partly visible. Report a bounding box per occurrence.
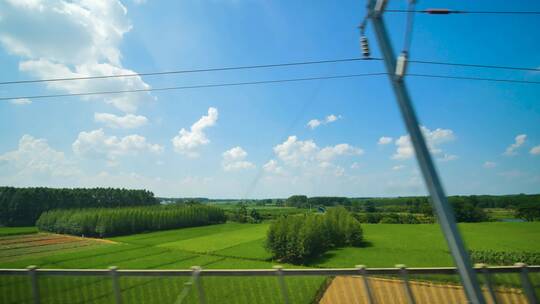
[266,207,363,263]
[36,205,226,237]
[282,194,540,222]
[0,187,158,226]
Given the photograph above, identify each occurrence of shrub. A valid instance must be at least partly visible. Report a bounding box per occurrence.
[266,207,362,263]
[36,205,226,237]
[470,250,540,266]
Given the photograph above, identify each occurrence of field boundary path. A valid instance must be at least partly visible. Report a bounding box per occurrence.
[319,276,527,304]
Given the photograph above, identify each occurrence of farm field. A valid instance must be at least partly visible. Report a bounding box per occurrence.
[1,222,539,303]
[0,226,37,237]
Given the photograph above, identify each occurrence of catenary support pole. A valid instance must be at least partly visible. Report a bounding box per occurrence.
[366,1,486,303]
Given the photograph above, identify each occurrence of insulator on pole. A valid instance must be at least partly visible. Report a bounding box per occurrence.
[395,51,408,79]
[360,35,370,58]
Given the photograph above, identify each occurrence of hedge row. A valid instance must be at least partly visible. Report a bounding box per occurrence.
[36,205,226,237]
[266,207,363,264]
[470,250,540,266]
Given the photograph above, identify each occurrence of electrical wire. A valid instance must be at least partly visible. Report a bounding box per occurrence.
[1,57,537,87]
[0,58,382,86]
[409,60,540,72]
[2,72,539,102]
[0,72,387,101]
[408,73,540,84]
[385,9,540,15]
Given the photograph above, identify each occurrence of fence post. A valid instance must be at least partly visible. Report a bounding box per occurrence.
[109,266,122,304]
[191,266,206,304]
[356,265,375,304]
[27,265,40,304]
[476,264,498,304]
[274,265,290,304]
[515,263,538,304]
[396,264,416,304]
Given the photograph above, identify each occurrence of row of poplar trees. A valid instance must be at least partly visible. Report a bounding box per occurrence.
[37,205,226,237]
[0,187,158,226]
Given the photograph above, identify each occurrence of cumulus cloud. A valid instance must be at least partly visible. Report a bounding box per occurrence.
[72,129,162,163]
[306,114,341,129]
[378,136,393,145]
[0,0,153,113]
[393,126,456,160]
[222,146,255,171]
[392,165,405,171]
[307,119,321,129]
[350,162,361,169]
[0,135,78,178]
[267,135,362,178]
[9,98,32,105]
[263,159,285,175]
[531,145,540,156]
[503,134,527,156]
[318,144,364,161]
[94,112,148,129]
[171,107,218,157]
[483,161,497,169]
[274,136,362,166]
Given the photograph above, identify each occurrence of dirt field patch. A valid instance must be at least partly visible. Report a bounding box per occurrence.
[319,276,527,304]
[0,233,115,262]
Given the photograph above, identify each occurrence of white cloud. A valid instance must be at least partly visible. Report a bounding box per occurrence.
[306,114,341,129]
[392,165,405,171]
[0,134,78,178]
[325,114,340,123]
[94,112,148,129]
[9,98,32,105]
[171,107,218,157]
[503,134,527,156]
[0,0,153,113]
[438,153,458,162]
[263,159,285,175]
[307,119,321,129]
[72,129,162,163]
[392,126,456,160]
[378,136,393,145]
[19,59,152,113]
[483,161,496,169]
[350,162,361,169]
[222,146,255,171]
[531,145,540,155]
[317,143,363,161]
[269,135,363,178]
[274,136,362,166]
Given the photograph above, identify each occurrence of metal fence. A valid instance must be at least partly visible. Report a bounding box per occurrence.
[1,264,538,304]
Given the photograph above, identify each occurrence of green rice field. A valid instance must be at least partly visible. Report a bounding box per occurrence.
[1,222,539,303]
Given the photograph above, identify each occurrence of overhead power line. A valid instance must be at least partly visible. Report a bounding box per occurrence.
[386,9,540,15]
[409,60,540,72]
[0,58,537,87]
[0,58,382,86]
[2,72,539,102]
[0,72,387,101]
[408,74,540,84]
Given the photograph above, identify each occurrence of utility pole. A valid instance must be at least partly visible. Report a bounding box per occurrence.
[365,1,486,303]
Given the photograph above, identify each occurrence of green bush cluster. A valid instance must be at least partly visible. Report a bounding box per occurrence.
[266,207,363,263]
[354,212,435,224]
[470,250,540,266]
[36,205,226,237]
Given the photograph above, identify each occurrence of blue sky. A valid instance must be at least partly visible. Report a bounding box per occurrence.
[0,0,539,198]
